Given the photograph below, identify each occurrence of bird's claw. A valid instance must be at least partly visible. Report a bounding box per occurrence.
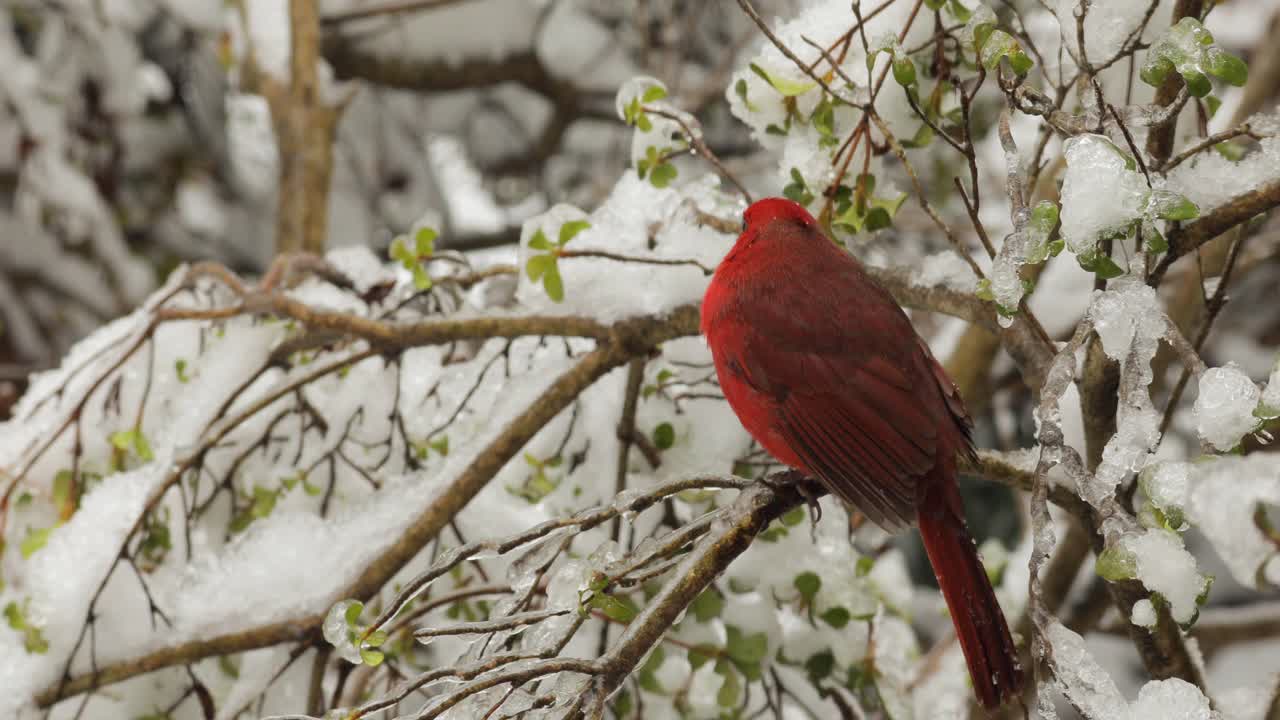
[761,470,823,533]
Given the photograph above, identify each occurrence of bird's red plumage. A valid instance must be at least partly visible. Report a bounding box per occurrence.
[703,198,1021,708]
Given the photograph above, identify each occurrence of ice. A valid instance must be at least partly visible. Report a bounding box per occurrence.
[1194,364,1262,451]
[1083,279,1167,504]
[1121,529,1209,625]
[1060,134,1149,257]
[1046,621,1129,719]
[1165,135,1280,214]
[1053,1,1155,67]
[1087,279,1165,365]
[1186,454,1280,588]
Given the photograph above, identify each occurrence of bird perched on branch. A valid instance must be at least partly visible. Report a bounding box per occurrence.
[702,197,1022,708]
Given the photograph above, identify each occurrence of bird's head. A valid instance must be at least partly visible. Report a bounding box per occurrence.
[742,197,819,233]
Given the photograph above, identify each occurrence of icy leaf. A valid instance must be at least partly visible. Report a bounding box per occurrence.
[1096,544,1137,581]
[979,29,1033,75]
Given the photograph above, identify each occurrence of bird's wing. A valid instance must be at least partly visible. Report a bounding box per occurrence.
[723,285,950,531]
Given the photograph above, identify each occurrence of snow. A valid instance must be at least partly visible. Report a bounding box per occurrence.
[1060,134,1149,258]
[1121,529,1209,625]
[1165,134,1280,213]
[0,457,171,718]
[913,251,980,293]
[1131,598,1157,628]
[1194,364,1262,451]
[1186,454,1280,588]
[515,174,734,321]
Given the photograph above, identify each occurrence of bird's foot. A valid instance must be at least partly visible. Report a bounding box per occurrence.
[761,470,824,531]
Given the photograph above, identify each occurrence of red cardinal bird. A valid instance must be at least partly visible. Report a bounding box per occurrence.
[702,197,1021,708]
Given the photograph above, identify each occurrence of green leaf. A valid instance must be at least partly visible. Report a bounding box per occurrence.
[783,168,814,207]
[691,588,724,622]
[892,55,916,86]
[652,422,675,450]
[979,29,1033,75]
[175,359,190,383]
[649,162,677,188]
[780,506,806,527]
[805,650,835,679]
[389,236,414,264]
[638,646,666,692]
[360,647,385,666]
[636,113,652,132]
[946,0,971,21]
[687,643,717,670]
[1143,224,1169,254]
[749,63,816,97]
[430,436,450,456]
[528,228,553,251]
[542,260,564,302]
[218,655,240,679]
[812,98,835,138]
[366,629,389,647]
[1213,140,1246,161]
[412,265,432,291]
[734,78,758,113]
[641,85,668,103]
[1094,254,1126,279]
[591,593,638,623]
[52,470,73,510]
[725,624,769,667]
[975,278,995,301]
[4,601,24,629]
[414,227,437,256]
[794,571,821,603]
[20,527,51,559]
[821,606,852,629]
[716,658,742,707]
[344,601,365,627]
[134,432,154,462]
[1149,189,1200,221]
[1204,47,1248,87]
[1205,95,1223,118]
[923,0,945,9]
[250,485,277,518]
[526,253,555,282]
[558,220,591,245]
[855,556,875,577]
[110,430,136,452]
